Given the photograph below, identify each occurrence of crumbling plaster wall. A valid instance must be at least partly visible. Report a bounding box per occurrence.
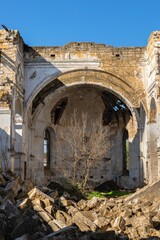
[24,42,146,109]
[28,85,140,188]
[0,29,24,172]
[1,29,160,188]
[23,41,145,187]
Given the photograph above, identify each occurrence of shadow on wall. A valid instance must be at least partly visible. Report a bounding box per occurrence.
[0,128,10,172]
[24,44,63,111]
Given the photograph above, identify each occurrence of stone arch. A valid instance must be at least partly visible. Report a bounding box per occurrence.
[25,70,144,137]
[25,69,146,117]
[24,69,146,188]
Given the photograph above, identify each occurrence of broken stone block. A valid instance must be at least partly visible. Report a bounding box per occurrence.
[53,219,67,229]
[56,210,72,226]
[28,187,39,200]
[81,210,97,222]
[112,216,126,231]
[94,216,110,228]
[0,174,6,186]
[36,210,52,223]
[33,204,52,223]
[2,172,14,182]
[59,196,72,207]
[32,198,45,208]
[21,180,34,194]
[72,211,97,232]
[77,199,87,210]
[17,198,30,209]
[10,212,42,239]
[43,198,53,208]
[67,206,79,216]
[5,179,21,196]
[2,192,15,203]
[106,199,117,208]
[152,212,160,228]
[55,210,66,223]
[48,220,60,231]
[136,225,152,238]
[0,200,19,218]
[120,209,133,219]
[125,226,140,239]
[45,205,55,215]
[87,196,99,209]
[28,187,55,204]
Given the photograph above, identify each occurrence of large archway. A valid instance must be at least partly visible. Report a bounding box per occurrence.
[23,70,145,188]
[25,69,146,114]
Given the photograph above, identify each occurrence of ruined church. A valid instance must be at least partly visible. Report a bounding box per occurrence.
[0,29,159,189]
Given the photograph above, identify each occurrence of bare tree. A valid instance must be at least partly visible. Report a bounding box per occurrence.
[56,110,111,190]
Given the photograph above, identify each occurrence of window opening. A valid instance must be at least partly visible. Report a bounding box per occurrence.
[122,129,129,175]
[24,162,26,180]
[44,128,50,168]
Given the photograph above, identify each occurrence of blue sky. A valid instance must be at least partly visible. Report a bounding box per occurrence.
[1,0,160,47]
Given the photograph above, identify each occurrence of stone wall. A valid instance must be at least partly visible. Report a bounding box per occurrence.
[0,29,160,189]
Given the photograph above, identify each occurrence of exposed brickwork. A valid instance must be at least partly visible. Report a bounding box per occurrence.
[0,29,160,188]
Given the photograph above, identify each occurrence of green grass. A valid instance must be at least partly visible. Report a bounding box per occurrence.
[86,190,133,199]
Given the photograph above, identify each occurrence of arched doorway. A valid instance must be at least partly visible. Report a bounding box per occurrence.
[26,85,140,188]
[24,70,144,188]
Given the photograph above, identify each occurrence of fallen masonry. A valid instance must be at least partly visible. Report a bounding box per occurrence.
[0,173,160,239]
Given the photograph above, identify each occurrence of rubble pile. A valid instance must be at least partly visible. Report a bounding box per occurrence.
[0,173,160,239]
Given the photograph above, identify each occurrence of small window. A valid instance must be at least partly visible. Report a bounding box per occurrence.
[50,54,55,58]
[44,128,50,168]
[122,129,129,175]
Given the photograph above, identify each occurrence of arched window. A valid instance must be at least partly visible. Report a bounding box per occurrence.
[122,129,129,175]
[44,128,50,168]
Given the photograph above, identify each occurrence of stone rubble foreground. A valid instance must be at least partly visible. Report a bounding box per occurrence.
[0,173,160,239]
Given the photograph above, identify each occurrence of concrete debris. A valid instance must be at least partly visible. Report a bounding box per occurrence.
[0,173,160,239]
